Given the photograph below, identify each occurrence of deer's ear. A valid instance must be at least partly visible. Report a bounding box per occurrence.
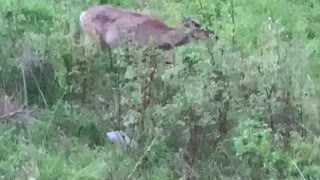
[182,15,196,22]
[182,16,202,28]
[189,19,202,28]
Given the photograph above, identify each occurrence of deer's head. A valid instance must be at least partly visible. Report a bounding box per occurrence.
[181,17,216,41]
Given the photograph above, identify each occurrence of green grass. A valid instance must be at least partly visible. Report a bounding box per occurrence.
[0,0,320,179]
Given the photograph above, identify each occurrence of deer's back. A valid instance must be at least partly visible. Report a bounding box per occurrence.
[81,5,176,47]
[113,18,176,46]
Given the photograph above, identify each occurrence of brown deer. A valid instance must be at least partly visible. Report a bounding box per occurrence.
[79,5,216,53]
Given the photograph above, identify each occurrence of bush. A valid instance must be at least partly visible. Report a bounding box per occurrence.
[0,0,320,179]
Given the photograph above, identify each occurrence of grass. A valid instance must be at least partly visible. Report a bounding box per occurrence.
[1,0,320,179]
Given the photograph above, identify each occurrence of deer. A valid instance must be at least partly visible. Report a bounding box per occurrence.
[79,5,217,58]
[78,6,217,150]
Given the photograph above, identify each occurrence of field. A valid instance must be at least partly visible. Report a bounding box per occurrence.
[1,0,320,179]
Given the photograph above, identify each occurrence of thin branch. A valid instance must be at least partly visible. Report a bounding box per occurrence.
[127,136,158,179]
[230,0,236,47]
[30,69,48,107]
[20,63,28,109]
[292,161,306,180]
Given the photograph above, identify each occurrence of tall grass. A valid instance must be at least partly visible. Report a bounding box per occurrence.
[0,0,320,179]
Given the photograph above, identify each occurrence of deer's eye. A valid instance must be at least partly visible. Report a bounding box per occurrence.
[193,23,201,28]
[183,22,192,28]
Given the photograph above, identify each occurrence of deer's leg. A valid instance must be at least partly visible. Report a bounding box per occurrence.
[103,27,120,49]
[99,40,114,69]
[101,29,120,69]
[163,50,175,65]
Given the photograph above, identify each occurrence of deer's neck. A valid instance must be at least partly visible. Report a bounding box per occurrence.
[158,27,193,50]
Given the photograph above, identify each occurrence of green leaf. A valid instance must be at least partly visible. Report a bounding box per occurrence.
[124,66,136,80]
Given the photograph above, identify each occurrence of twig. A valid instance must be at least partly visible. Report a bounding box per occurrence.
[292,161,306,180]
[127,136,158,179]
[0,109,32,119]
[230,0,236,47]
[20,62,28,109]
[30,69,48,107]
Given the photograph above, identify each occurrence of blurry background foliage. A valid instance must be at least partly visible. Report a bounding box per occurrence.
[0,0,320,179]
